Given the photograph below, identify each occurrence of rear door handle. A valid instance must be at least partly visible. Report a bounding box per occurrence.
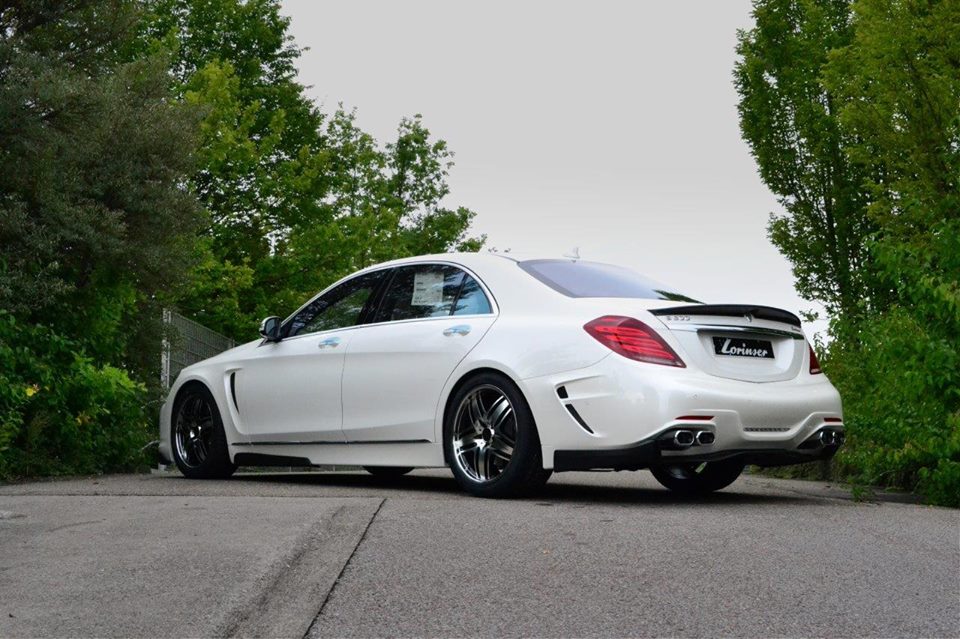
[318,336,341,348]
[443,324,471,337]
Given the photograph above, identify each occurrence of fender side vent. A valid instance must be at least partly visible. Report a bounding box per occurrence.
[565,404,595,434]
[229,372,240,415]
[556,385,569,399]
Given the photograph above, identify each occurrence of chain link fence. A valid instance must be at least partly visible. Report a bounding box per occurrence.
[160,309,236,390]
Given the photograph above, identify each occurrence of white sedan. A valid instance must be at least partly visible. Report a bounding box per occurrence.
[159,253,844,497]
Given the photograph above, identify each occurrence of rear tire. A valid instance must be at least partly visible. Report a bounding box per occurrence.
[171,384,237,480]
[444,372,547,498]
[363,466,414,477]
[650,460,744,495]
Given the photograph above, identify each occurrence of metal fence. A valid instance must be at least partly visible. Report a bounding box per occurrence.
[161,309,236,390]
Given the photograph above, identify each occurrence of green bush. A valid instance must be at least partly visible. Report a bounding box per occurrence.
[0,313,152,480]
[820,308,960,507]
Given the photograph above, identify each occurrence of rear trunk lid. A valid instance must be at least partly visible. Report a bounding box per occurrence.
[649,304,807,382]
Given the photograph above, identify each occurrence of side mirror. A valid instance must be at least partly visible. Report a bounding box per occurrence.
[259,316,282,342]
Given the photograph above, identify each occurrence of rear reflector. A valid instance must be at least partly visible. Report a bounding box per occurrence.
[675,415,714,421]
[808,343,823,375]
[584,316,685,367]
[824,417,843,423]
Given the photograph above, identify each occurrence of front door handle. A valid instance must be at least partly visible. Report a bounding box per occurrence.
[318,336,341,348]
[443,324,471,337]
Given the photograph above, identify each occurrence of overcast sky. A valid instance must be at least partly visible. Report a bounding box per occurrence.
[280,1,826,335]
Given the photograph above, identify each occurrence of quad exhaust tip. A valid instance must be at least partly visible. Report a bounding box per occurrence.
[660,428,714,450]
[800,427,846,450]
[696,430,715,445]
[674,430,695,447]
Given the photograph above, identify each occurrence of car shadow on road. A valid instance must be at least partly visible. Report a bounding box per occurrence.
[235,471,813,506]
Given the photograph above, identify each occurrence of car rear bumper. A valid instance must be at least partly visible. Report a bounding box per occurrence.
[521,353,844,469]
[553,432,843,471]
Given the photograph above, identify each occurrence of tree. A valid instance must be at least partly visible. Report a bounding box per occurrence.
[736,0,960,505]
[824,0,960,329]
[137,0,483,341]
[822,0,960,506]
[0,0,203,376]
[734,0,878,321]
[0,0,202,478]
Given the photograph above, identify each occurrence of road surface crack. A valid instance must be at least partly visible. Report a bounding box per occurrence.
[303,498,386,638]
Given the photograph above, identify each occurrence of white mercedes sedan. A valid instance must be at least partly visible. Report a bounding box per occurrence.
[159,252,844,497]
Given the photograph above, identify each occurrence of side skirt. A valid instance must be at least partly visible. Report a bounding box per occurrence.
[229,441,446,468]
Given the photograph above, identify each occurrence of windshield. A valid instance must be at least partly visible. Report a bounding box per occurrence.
[518,259,699,302]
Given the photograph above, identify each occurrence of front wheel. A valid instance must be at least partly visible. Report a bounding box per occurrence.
[444,373,547,498]
[650,460,744,495]
[171,384,237,479]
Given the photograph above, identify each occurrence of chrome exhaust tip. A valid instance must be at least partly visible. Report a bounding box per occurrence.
[695,430,715,445]
[819,429,837,446]
[674,430,695,447]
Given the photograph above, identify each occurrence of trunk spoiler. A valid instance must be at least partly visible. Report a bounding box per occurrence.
[649,304,802,328]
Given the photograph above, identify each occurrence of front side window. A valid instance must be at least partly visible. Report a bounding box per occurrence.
[518,259,698,302]
[286,270,386,337]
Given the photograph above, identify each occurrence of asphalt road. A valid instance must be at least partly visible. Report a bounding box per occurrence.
[0,470,957,638]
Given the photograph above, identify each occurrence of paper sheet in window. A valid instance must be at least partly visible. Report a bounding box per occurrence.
[411,271,444,306]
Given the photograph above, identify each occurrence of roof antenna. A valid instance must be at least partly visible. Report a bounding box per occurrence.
[563,246,581,260]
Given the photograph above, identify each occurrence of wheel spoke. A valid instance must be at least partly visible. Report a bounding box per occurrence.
[467,394,486,432]
[193,438,207,462]
[497,426,516,448]
[475,447,489,480]
[489,437,514,460]
[456,438,479,454]
[488,445,512,463]
[459,447,479,481]
[485,396,511,430]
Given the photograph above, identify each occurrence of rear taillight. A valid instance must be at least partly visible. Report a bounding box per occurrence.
[584,316,685,367]
[808,343,822,375]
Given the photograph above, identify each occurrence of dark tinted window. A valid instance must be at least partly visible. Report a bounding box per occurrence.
[286,270,385,336]
[452,275,492,315]
[373,265,465,322]
[519,259,698,301]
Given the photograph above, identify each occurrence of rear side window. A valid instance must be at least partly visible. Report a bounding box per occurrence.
[453,275,492,315]
[519,259,698,302]
[372,264,494,322]
[373,265,465,322]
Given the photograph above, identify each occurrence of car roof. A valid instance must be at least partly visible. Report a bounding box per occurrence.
[358,251,571,271]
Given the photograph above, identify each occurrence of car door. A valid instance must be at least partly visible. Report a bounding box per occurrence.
[233,269,387,442]
[341,263,497,442]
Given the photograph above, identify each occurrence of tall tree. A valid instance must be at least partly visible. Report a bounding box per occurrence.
[824,0,960,328]
[137,0,326,262]
[0,0,202,375]
[137,0,483,341]
[735,0,877,321]
[736,0,960,505]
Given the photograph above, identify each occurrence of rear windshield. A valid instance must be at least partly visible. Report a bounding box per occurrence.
[519,259,699,302]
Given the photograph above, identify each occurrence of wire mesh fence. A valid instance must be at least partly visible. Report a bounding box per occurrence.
[161,309,236,390]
